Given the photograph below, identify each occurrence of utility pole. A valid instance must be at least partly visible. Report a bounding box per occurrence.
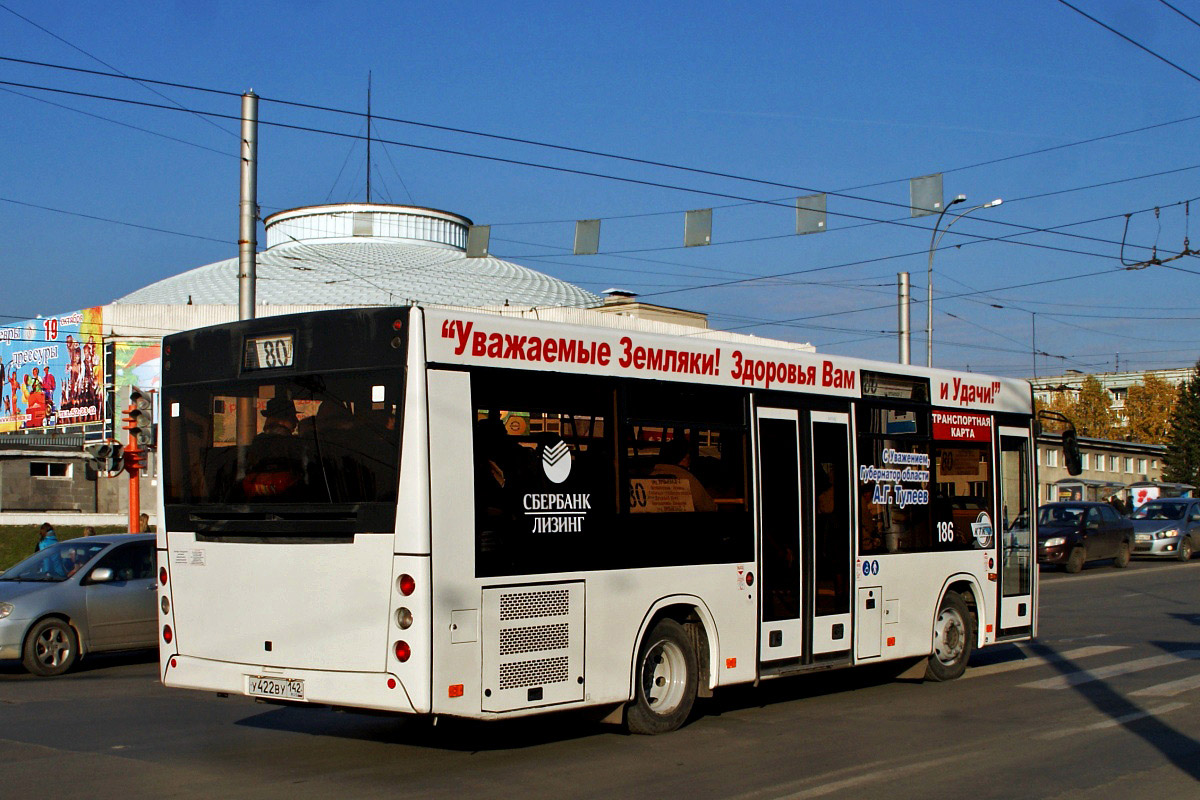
[238,91,259,322]
[897,272,911,364]
[237,92,259,478]
[1032,312,1037,378]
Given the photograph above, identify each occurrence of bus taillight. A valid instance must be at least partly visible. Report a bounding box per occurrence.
[397,574,415,596]
[159,567,167,585]
[394,640,411,662]
[163,625,173,644]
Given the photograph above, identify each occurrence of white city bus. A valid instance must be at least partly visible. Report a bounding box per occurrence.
[156,305,1044,733]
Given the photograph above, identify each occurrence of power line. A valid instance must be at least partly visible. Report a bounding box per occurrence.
[3,51,1198,255]
[1156,0,1200,30]
[6,75,1161,270]
[1055,0,1200,84]
[0,5,237,138]
[2,58,1191,274]
[0,85,233,158]
[0,197,230,243]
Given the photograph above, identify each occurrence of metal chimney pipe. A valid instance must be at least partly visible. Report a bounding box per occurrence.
[238,91,259,320]
[898,271,911,364]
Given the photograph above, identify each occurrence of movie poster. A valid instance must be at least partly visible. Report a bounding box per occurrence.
[0,307,104,432]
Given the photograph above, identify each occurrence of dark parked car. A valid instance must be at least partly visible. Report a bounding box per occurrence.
[1037,502,1133,573]
[0,534,157,675]
[1130,498,1200,560]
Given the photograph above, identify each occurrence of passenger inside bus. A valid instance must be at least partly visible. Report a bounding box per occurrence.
[242,396,308,499]
[650,437,717,513]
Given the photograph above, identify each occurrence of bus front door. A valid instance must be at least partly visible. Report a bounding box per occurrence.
[757,408,804,661]
[997,427,1035,637]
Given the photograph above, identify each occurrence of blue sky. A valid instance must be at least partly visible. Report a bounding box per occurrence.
[4,1,1200,377]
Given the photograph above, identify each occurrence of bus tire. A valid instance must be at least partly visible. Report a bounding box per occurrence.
[625,618,698,735]
[924,592,973,682]
[23,617,78,677]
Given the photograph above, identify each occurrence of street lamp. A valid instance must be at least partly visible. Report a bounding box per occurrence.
[926,195,1003,367]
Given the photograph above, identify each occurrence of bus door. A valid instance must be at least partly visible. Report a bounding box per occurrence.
[997,426,1034,637]
[809,411,853,656]
[757,407,804,661]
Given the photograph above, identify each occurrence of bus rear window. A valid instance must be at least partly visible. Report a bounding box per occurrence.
[163,370,401,514]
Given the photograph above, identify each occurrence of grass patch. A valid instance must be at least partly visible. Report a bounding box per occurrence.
[0,526,132,571]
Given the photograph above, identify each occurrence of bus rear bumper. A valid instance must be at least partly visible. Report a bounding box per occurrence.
[161,654,420,714]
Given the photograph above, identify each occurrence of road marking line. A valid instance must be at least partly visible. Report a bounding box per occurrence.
[730,753,970,800]
[1020,650,1200,690]
[964,645,1126,680]
[1130,672,1200,698]
[1039,702,1190,740]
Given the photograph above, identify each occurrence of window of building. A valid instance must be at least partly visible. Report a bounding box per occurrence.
[1138,458,1147,474]
[1036,448,1043,466]
[1123,457,1133,473]
[1046,449,1058,468]
[1080,453,1090,470]
[1094,454,1103,472]
[1111,456,1120,472]
[29,462,71,479]
[1153,459,1159,469]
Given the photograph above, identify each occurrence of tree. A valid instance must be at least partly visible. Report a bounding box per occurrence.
[1071,375,1117,439]
[1034,392,1073,433]
[1125,373,1177,444]
[1163,362,1200,487]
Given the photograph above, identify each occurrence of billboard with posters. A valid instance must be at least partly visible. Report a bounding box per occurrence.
[113,340,162,424]
[0,307,105,432]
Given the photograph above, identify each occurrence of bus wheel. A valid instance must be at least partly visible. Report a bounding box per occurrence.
[626,618,698,735]
[925,592,973,682]
[23,617,78,677]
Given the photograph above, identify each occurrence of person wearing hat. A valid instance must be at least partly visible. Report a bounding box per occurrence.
[261,396,299,436]
[242,395,304,499]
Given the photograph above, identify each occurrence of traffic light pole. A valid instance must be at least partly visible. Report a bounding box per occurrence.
[122,404,144,533]
[122,387,153,532]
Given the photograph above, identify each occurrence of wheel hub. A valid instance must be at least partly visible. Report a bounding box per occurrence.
[932,608,966,665]
[642,640,687,714]
[36,628,71,667]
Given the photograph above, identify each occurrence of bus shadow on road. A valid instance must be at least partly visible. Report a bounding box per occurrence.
[1024,639,1200,781]
[233,703,616,751]
[233,660,928,748]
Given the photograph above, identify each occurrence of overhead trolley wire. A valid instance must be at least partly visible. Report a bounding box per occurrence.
[1,53,1196,257]
[2,75,1166,270]
[1055,0,1200,85]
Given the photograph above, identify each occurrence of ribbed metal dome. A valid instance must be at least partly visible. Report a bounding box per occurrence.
[113,204,599,309]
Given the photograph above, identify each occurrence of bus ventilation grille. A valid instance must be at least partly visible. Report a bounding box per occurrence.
[499,589,570,621]
[499,655,569,690]
[483,582,585,712]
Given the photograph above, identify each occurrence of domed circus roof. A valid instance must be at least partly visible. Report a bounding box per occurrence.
[113,204,599,309]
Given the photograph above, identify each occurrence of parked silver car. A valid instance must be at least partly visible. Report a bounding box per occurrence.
[0,534,158,675]
[1131,499,1200,561]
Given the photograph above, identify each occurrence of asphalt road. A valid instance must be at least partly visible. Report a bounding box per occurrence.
[4,558,1200,799]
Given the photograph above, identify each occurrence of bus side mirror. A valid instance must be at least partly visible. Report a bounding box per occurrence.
[1062,427,1083,476]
